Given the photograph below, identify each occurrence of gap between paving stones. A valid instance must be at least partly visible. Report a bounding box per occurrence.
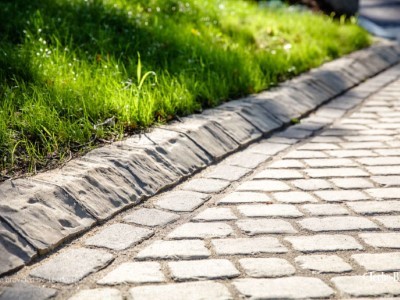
[2,62,400,299]
[1,41,400,280]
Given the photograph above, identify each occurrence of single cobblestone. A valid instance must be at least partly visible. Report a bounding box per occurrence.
[233,277,335,299]
[298,216,379,232]
[301,204,350,216]
[182,178,230,193]
[359,233,400,249]
[167,222,233,239]
[268,160,305,169]
[303,158,356,167]
[284,150,328,159]
[236,180,291,192]
[305,168,369,178]
[331,178,374,189]
[129,281,233,300]
[85,223,153,251]
[0,283,58,300]
[292,179,333,191]
[154,191,210,212]
[136,240,210,260]
[357,156,400,165]
[192,208,237,221]
[237,204,303,218]
[236,219,297,235]
[366,188,400,199]
[326,150,378,157]
[97,262,165,284]
[295,255,352,273]
[332,275,400,297]
[30,248,114,284]
[69,288,122,300]
[366,165,400,175]
[204,165,251,182]
[347,201,400,214]
[239,258,295,278]
[254,169,303,179]
[217,192,271,204]
[373,215,400,229]
[314,190,369,202]
[285,235,363,252]
[123,209,179,227]
[371,175,400,186]
[273,191,317,203]
[212,237,288,255]
[168,259,240,281]
[352,252,400,271]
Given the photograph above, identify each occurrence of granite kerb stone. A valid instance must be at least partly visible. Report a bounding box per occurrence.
[1,41,399,276]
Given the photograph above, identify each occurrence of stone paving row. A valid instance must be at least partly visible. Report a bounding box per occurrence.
[2,68,400,299]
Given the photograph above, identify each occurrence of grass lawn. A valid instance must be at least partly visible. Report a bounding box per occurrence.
[0,0,370,178]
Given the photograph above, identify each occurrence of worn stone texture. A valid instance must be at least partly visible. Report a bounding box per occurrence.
[85,223,153,251]
[236,219,297,235]
[359,233,400,249]
[30,248,114,284]
[0,179,95,254]
[69,288,122,300]
[239,258,295,278]
[352,252,400,271]
[217,192,271,205]
[0,220,36,276]
[204,165,250,182]
[167,222,233,239]
[154,191,210,212]
[298,216,379,232]
[182,178,230,194]
[301,204,350,216]
[192,208,237,222]
[123,208,179,227]
[237,204,303,218]
[285,234,363,252]
[0,283,57,300]
[212,237,287,255]
[295,255,352,273]
[233,277,335,299]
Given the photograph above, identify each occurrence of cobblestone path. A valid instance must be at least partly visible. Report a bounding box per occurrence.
[2,65,400,299]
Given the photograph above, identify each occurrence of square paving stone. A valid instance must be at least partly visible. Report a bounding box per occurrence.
[212,237,287,255]
[136,240,210,260]
[97,262,165,284]
[285,234,363,252]
[298,216,379,232]
[295,255,352,273]
[69,288,122,300]
[204,165,251,182]
[359,233,400,249]
[331,275,400,298]
[237,204,303,218]
[182,178,230,194]
[236,219,297,235]
[352,253,400,272]
[374,216,400,229]
[85,223,153,251]
[236,180,291,192]
[168,259,240,281]
[233,277,334,299]
[239,258,295,278]
[129,281,232,300]
[217,192,271,205]
[192,208,237,221]
[167,223,233,239]
[30,248,114,284]
[154,191,210,212]
[273,192,318,204]
[123,208,179,227]
[0,283,57,300]
[301,204,350,216]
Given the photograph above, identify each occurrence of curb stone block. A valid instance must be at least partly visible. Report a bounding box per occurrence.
[0,179,95,254]
[0,283,58,300]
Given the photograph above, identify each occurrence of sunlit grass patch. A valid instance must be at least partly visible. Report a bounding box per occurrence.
[0,0,370,177]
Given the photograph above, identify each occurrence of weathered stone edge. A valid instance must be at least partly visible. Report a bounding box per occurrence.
[0,41,399,276]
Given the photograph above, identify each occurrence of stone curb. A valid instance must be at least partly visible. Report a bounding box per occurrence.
[1,41,400,277]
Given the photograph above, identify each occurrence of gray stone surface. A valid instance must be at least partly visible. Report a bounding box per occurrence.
[128,281,232,300]
[248,142,289,156]
[292,179,333,191]
[217,192,271,205]
[237,204,303,218]
[295,255,352,273]
[236,219,297,235]
[359,233,400,249]
[273,191,317,203]
[301,204,350,216]
[298,216,379,232]
[314,190,369,202]
[236,180,291,192]
[332,275,400,298]
[155,191,210,212]
[374,216,400,229]
[239,258,295,278]
[352,252,400,271]
[254,169,303,180]
[0,220,36,276]
[123,208,179,227]
[212,237,287,255]
[136,240,210,260]
[182,178,230,194]
[97,262,165,284]
[285,234,363,252]
[233,277,335,299]
[0,179,95,254]
[85,223,153,251]
[167,222,233,239]
[204,165,250,181]
[347,201,400,214]
[0,283,57,300]
[223,151,269,169]
[30,248,114,284]
[69,288,122,300]
[168,259,240,281]
[192,208,237,221]
[331,178,374,189]
[366,188,400,200]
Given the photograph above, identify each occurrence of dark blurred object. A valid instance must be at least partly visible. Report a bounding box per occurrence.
[286,0,359,15]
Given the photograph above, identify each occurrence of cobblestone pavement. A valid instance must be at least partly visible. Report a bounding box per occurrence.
[2,65,400,299]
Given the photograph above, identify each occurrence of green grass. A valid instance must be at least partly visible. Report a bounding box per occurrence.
[0,0,370,177]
